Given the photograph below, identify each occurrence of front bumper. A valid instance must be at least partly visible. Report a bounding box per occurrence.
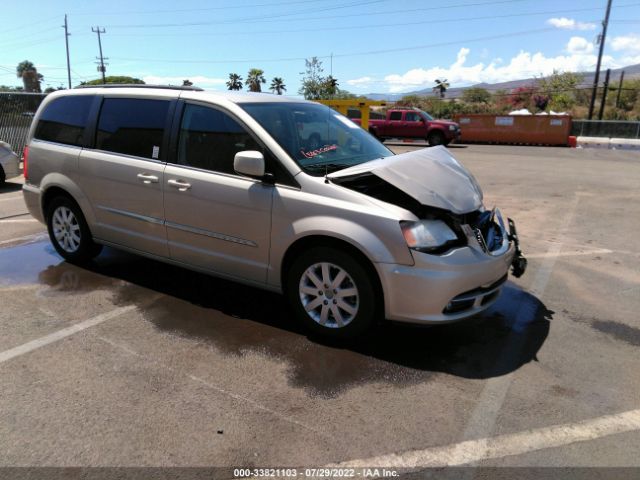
[378,242,516,324]
[378,212,526,324]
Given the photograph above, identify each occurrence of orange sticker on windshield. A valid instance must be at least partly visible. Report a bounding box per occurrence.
[300,144,338,158]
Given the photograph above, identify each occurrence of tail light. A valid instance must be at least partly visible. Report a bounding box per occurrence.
[22,145,29,181]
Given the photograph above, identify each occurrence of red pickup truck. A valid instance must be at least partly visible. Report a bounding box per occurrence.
[351,108,460,146]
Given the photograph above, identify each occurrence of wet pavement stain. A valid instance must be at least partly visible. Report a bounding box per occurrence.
[561,308,640,347]
[591,320,640,347]
[1,241,552,397]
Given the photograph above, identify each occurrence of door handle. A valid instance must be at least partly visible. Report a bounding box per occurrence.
[137,173,159,184]
[167,179,192,191]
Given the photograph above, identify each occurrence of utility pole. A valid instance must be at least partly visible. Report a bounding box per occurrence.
[92,26,107,84]
[615,70,625,108]
[588,0,613,120]
[62,14,71,89]
[598,68,611,120]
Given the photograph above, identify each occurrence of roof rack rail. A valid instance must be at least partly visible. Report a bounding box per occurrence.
[75,84,204,92]
[390,106,421,110]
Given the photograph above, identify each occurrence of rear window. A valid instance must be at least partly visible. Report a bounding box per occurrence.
[34,95,93,147]
[389,111,402,121]
[96,98,170,159]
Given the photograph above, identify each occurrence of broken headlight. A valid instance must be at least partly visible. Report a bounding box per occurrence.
[400,220,459,253]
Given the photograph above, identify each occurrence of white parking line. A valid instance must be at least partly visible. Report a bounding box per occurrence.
[0,195,22,203]
[0,306,136,365]
[0,284,40,292]
[0,218,37,223]
[98,335,335,440]
[526,248,613,259]
[330,408,640,468]
[461,194,581,445]
[0,233,47,246]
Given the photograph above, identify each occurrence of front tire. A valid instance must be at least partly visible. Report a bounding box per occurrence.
[427,130,445,146]
[46,196,102,263]
[286,246,377,339]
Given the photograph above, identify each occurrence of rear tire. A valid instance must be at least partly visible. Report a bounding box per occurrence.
[46,196,102,263]
[286,246,377,339]
[0,166,5,185]
[427,130,445,146]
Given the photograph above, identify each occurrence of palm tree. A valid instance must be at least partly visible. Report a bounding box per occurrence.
[270,77,286,95]
[226,73,243,91]
[246,68,266,92]
[16,60,42,92]
[433,78,449,99]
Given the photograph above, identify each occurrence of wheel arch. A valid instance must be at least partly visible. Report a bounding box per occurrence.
[280,234,385,314]
[39,174,96,225]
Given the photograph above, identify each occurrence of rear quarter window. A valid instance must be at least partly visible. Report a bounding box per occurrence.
[34,95,94,147]
[95,98,170,159]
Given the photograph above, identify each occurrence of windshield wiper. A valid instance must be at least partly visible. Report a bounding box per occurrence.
[304,163,350,174]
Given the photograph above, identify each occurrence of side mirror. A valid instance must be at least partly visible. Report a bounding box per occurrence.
[234,151,265,179]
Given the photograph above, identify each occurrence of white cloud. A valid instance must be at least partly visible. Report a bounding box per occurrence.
[382,47,619,93]
[142,75,226,89]
[346,76,373,86]
[547,17,596,30]
[610,34,640,54]
[566,36,594,54]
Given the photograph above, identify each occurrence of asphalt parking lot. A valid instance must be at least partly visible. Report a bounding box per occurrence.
[1,144,639,473]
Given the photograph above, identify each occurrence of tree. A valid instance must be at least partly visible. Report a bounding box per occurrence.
[247,68,266,92]
[16,60,42,92]
[80,76,144,86]
[270,77,286,95]
[226,73,243,91]
[508,86,536,110]
[461,87,491,104]
[538,70,582,111]
[182,79,193,87]
[533,94,550,112]
[299,57,326,100]
[323,75,339,98]
[432,78,449,99]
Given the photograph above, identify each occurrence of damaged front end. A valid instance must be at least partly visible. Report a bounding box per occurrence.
[328,147,527,278]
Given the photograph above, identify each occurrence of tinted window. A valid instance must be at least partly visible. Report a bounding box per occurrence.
[177,104,260,175]
[405,112,421,122]
[96,98,169,159]
[35,95,93,147]
[389,111,402,121]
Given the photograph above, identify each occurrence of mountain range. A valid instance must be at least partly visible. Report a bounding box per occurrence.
[364,63,640,101]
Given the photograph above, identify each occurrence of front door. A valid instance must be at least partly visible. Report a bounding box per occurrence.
[163,102,273,284]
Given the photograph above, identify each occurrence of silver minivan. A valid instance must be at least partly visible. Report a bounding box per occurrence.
[23,85,526,338]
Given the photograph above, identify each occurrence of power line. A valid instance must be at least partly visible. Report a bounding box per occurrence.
[70,0,346,16]
[105,0,385,29]
[110,27,560,65]
[103,0,538,29]
[102,6,610,38]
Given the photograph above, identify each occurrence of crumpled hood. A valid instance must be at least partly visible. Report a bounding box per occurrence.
[328,146,483,214]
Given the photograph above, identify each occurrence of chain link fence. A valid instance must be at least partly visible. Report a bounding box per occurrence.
[571,120,640,139]
[0,92,47,156]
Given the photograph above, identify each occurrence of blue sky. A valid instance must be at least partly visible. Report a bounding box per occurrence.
[1,0,639,95]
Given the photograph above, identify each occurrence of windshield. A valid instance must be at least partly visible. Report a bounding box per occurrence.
[241,102,393,175]
[420,110,434,121]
